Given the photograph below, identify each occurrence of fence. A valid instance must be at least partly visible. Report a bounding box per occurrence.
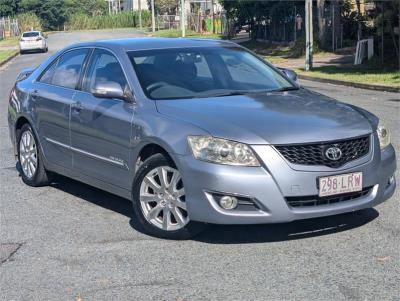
[0,17,20,40]
[156,12,228,36]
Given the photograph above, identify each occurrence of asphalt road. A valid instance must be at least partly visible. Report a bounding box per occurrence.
[1,30,399,301]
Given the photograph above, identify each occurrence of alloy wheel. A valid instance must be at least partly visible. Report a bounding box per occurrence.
[19,130,38,179]
[139,166,189,231]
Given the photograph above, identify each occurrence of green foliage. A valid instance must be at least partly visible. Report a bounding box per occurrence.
[65,0,107,16]
[65,11,151,30]
[0,0,20,17]
[290,36,321,58]
[150,29,223,39]
[150,0,178,15]
[16,13,42,32]
[19,0,68,30]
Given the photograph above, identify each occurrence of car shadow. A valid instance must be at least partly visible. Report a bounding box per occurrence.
[49,174,379,244]
[50,174,132,217]
[194,209,379,244]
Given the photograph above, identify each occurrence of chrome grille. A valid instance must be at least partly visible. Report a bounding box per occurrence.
[275,135,370,168]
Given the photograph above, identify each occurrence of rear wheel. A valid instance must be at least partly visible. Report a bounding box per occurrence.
[17,124,51,187]
[132,153,206,239]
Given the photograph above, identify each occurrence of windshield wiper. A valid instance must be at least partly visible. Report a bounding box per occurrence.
[208,90,264,98]
[269,86,300,92]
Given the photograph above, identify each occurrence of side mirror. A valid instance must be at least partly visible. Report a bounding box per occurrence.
[279,68,298,82]
[92,81,133,102]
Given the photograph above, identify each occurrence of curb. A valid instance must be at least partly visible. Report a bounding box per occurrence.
[298,74,400,93]
[0,51,19,68]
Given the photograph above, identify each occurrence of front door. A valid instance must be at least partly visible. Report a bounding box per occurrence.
[34,48,90,169]
[70,49,135,189]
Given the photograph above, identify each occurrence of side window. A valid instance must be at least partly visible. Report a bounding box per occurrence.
[39,48,89,89]
[39,59,58,84]
[83,49,128,93]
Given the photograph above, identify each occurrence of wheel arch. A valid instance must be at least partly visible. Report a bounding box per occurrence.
[13,116,32,157]
[134,140,180,173]
[13,115,46,163]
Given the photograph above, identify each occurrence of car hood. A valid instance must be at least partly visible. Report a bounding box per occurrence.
[155,88,373,145]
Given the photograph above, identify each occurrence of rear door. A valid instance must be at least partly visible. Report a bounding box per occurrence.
[70,48,135,189]
[33,48,90,169]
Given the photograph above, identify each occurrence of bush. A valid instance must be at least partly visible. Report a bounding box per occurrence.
[290,36,321,58]
[65,11,151,30]
[17,13,42,32]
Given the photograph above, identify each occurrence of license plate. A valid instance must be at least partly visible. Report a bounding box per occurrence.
[319,172,362,197]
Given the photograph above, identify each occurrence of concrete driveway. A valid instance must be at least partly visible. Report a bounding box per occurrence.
[0,29,399,301]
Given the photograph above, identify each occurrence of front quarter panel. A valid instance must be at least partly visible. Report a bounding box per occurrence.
[135,108,210,158]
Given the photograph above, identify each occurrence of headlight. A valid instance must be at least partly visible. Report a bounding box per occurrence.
[377,122,391,149]
[187,136,260,166]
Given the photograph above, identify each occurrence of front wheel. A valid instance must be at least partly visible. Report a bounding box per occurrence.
[132,153,206,239]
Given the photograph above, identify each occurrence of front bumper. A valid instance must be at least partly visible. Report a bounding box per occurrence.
[177,136,396,224]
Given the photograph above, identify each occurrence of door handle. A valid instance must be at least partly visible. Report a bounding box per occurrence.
[72,101,84,112]
[31,90,39,100]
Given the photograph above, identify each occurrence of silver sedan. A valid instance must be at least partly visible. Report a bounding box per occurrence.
[8,38,397,239]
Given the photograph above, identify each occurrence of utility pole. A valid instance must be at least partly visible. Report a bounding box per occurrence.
[381,2,384,65]
[294,5,297,42]
[138,0,142,30]
[331,2,335,52]
[181,0,186,37]
[151,0,155,32]
[305,0,313,70]
[211,0,215,34]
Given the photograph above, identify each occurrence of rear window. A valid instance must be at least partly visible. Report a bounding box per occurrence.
[22,32,39,37]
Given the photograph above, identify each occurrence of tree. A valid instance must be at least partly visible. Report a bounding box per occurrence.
[150,0,178,15]
[66,0,107,16]
[20,0,68,30]
[317,0,326,48]
[0,0,21,17]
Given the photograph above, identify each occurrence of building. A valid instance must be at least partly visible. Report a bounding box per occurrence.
[105,0,148,13]
[123,0,149,11]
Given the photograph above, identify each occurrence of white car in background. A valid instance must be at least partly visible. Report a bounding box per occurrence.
[19,31,48,54]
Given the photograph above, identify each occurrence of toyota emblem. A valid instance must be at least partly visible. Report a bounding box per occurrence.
[325,146,342,161]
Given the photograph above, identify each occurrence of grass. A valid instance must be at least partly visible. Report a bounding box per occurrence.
[148,29,223,39]
[240,40,292,56]
[264,55,288,64]
[295,64,400,87]
[0,36,19,47]
[0,49,19,64]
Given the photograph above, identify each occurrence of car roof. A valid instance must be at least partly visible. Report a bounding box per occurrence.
[22,31,40,34]
[67,37,237,52]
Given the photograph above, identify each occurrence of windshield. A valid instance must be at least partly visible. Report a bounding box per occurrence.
[22,32,40,37]
[128,46,295,100]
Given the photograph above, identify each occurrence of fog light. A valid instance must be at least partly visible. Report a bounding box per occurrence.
[219,196,238,210]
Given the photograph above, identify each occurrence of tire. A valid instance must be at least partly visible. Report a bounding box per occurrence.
[132,153,206,239]
[19,50,24,55]
[17,124,51,187]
